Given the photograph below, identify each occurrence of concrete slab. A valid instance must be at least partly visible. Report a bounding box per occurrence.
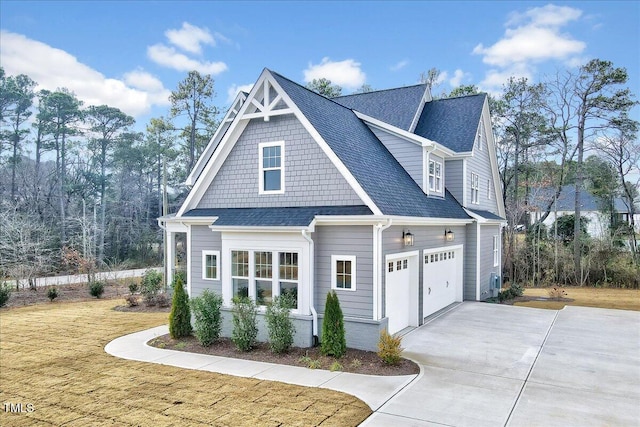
[321,372,416,411]
[152,351,226,370]
[199,357,276,378]
[361,412,444,426]
[508,381,640,427]
[377,365,523,427]
[254,364,341,387]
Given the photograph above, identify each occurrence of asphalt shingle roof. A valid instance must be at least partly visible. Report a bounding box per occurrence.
[182,206,373,226]
[332,85,427,131]
[414,94,486,152]
[530,185,634,213]
[271,71,470,220]
[468,209,505,221]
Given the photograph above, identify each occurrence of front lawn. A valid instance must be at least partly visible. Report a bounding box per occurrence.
[0,300,371,426]
[512,286,640,311]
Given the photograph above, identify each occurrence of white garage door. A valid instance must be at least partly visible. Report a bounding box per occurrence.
[423,247,462,318]
[385,256,413,335]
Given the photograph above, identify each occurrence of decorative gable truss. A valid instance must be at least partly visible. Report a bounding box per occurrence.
[177,69,381,217]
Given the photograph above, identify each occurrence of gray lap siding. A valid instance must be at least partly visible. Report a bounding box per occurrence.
[314,225,373,319]
[190,225,222,298]
[479,224,500,300]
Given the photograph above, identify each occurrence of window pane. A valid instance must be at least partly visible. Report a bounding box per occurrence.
[205,254,217,279]
[255,252,272,278]
[279,282,298,309]
[232,278,249,299]
[256,280,272,306]
[280,252,298,280]
[264,170,281,191]
[232,251,249,277]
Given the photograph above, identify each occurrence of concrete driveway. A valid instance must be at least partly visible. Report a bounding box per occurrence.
[362,302,640,426]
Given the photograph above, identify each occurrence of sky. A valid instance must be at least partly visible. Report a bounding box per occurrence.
[1,1,639,128]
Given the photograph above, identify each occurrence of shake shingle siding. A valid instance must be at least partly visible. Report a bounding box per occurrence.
[197,114,362,209]
[314,225,373,319]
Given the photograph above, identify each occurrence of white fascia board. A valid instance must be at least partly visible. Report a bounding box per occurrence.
[186,92,247,186]
[268,77,383,216]
[177,217,219,225]
[314,215,473,226]
[380,216,474,226]
[314,215,382,226]
[209,225,310,233]
[448,151,474,159]
[465,209,507,225]
[482,98,507,218]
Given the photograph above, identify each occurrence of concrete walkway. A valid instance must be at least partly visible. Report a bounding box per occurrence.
[105,303,640,426]
[104,326,416,411]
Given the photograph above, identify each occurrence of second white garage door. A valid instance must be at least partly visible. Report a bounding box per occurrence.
[423,246,463,318]
[385,252,419,335]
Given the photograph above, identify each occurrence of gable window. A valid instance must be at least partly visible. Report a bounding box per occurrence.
[259,141,284,194]
[428,160,443,193]
[202,250,220,280]
[332,255,356,291]
[476,121,484,151]
[487,179,492,200]
[493,235,500,266]
[471,173,479,204]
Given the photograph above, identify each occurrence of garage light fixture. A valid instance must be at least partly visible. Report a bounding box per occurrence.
[445,229,454,242]
[403,230,414,247]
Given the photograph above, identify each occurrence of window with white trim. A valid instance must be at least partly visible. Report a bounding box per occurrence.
[202,250,220,280]
[428,160,443,193]
[332,255,356,291]
[231,250,249,298]
[487,179,492,200]
[230,249,299,309]
[493,235,500,266]
[259,141,284,194]
[471,173,479,204]
[476,121,484,151]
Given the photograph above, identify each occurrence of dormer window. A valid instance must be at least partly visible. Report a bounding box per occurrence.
[259,141,285,194]
[428,160,442,193]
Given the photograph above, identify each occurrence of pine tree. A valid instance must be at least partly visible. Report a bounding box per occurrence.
[169,276,192,339]
[321,291,346,357]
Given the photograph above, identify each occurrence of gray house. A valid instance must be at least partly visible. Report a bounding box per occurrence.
[160,69,506,351]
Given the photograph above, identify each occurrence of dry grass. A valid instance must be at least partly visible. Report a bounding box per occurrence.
[513,287,640,311]
[0,300,371,426]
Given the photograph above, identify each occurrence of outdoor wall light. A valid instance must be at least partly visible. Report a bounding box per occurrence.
[403,230,414,247]
[445,229,454,242]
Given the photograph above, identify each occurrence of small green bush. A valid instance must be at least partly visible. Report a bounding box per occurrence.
[329,361,343,372]
[168,276,192,339]
[89,281,105,298]
[231,296,258,352]
[47,287,58,302]
[141,269,163,305]
[265,294,296,354]
[321,291,346,358]
[0,282,11,307]
[128,282,139,294]
[378,329,404,366]
[510,283,524,297]
[190,290,223,346]
[298,354,322,369]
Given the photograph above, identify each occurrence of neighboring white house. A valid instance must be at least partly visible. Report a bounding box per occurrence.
[159,68,506,351]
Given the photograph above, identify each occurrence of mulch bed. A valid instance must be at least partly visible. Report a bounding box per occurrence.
[149,333,420,377]
[2,281,133,307]
[499,296,574,305]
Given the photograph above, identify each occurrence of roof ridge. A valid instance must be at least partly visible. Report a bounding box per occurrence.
[333,83,428,99]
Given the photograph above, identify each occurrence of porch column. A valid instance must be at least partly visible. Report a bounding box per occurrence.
[166,231,175,291]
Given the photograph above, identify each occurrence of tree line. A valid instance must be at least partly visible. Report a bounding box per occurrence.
[0,68,217,285]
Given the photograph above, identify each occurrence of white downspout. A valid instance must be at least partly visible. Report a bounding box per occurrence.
[374,218,393,320]
[157,219,168,292]
[301,229,318,343]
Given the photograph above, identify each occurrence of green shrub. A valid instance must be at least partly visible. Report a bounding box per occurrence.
[231,296,258,352]
[190,290,223,346]
[378,329,404,366]
[128,282,139,294]
[89,281,105,298]
[510,283,524,297]
[329,361,343,372]
[141,269,163,305]
[298,354,322,369]
[0,282,11,307]
[265,294,296,354]
[168,276,192,339]
[321,291,346,358]
[47,287,58,302]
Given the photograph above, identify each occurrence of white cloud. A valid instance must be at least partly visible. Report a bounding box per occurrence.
[0,30,169,117]
[226,83,254,104]
[473,4,586,93]
[165,22,215,54]
[449,69,468,87]
[390,60,409,72]
[147,44,227,75]
[303,58,366,90]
